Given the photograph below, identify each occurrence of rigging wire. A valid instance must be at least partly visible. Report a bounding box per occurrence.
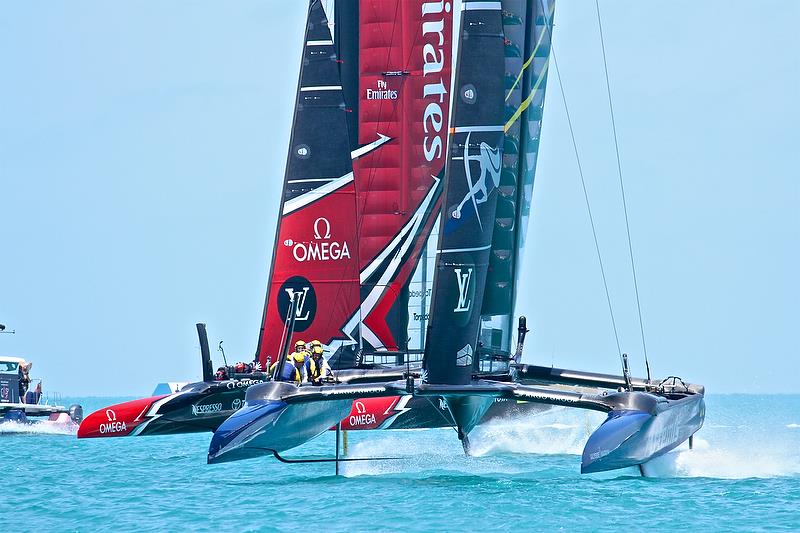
[594,0,650,375]
[422,395,459,434]
[540,0,622,356]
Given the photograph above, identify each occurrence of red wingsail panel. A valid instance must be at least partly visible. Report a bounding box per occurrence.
[256,2,361,366]
[355,0,453,351]
[258,186,362,365]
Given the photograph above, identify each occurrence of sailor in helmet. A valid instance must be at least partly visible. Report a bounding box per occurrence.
[293,339,307,357]
[305,341,332,385]
[269,352,307,385]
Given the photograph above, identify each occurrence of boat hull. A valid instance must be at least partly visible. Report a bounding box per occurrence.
[77,379,263,438]
[79,380,548,438]
[207,382,354,464]
[581,392,705,473]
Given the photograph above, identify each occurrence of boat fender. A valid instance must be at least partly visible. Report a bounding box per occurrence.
[68,404,84,424]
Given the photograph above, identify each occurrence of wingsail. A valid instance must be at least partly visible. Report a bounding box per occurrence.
[423,0,506,386]
[349,0,453,359]
[479,0,556,354]
[257,0,456,369]
[256,0,362,368]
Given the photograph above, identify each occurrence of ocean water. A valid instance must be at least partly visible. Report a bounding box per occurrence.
[2,395,799,532]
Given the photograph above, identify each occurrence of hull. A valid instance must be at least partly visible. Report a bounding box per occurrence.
[208,381,356,464]
[79,378,549,438]
[340,395,548,430]
[1,410,79,434]
[77,379,264,438]
[581,393,705,474]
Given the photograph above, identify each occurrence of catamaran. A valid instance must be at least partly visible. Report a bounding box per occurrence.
[205,0,704,475]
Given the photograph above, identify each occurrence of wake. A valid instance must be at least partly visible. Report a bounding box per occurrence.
[0,421,76,436]
[469,407,604,457]
[339,408,606,477]
[339,407,800,480]
[641,436,800,479]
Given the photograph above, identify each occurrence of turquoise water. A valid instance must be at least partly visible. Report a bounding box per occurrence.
[2,395,799,532]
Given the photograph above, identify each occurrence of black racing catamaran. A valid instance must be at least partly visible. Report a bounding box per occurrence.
[207,0,705,474]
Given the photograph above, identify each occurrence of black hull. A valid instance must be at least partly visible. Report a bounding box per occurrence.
[79,376,550,438]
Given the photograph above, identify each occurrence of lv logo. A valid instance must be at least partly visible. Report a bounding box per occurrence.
[453,268,473,313]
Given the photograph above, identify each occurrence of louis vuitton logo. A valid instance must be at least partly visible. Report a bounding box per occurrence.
[453,267,473,313]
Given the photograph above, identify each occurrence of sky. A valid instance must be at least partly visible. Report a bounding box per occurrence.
[0,1,797,396]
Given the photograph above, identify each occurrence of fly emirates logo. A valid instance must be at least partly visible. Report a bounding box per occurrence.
[284,217,351,263]
[422,0,451,163]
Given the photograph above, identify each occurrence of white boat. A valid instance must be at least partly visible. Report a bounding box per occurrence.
[0,356,83,431]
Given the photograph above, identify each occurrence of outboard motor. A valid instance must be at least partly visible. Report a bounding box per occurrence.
[68,404,84,424]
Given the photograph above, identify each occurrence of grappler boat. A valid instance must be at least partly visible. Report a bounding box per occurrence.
[206,0,704,474]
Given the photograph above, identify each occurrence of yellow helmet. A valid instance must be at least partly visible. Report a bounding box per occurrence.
[292,352,306,363]
[294,339,306,348]
[311,339,322,347]
[312,345,324,356]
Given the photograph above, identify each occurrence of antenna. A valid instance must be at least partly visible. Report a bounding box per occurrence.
[217,341,228,368]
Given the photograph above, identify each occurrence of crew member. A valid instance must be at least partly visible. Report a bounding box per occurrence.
[269,352,307,385]
[293,339,307,356]
[305,345,332,385]
[18,360,31,403]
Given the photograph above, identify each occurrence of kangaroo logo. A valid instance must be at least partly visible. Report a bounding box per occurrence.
[451,132,502,230]
[277,276,317,332]
[453,267,473,313]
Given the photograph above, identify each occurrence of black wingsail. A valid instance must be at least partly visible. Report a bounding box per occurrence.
[423,1,506,387]
[479,0,555,356]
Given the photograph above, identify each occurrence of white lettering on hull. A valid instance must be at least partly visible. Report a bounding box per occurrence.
[99,421,127,434]
[348,413,377,427]
[192,403,223,416]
